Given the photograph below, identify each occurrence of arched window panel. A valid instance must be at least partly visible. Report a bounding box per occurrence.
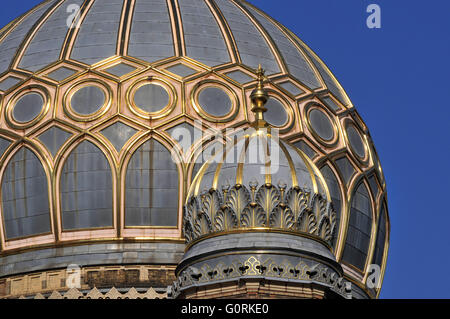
[320,164,342,246]
[1,148,51,239]
[125,139,179,227]
[342,182,373,270]
[372,202,387,268]
[60,141,113,230]
[0,137,11,158]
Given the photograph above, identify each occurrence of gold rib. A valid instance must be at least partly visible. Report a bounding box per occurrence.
[282,24,352,107]
[232,0,288,75]
[242,0,325,91]
[277,140,298,188]
[117,0,135,56]
[11,0,66,71]
[212,145,227,190]
[61,0,95,60]
[236,135,250,186]
[207,0,240,64]
[167,0,186,57]
[0,0,53,47]
[290,144,318,194]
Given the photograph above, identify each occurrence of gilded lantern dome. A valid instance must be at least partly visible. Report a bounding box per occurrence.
[0,0,389,299]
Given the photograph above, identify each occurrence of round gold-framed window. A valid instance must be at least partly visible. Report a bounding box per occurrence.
[305,103,339,147]
[127,77,176,119]
[63,79,112,122]
[344,119,370,164]
[5,85,50,129]
[191,80,239,123]
[263,94,292,130]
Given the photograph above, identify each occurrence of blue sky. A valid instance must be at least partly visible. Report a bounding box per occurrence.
[1,0,449,298]
[246,0,450,299]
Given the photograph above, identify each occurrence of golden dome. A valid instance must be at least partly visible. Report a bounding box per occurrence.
[0,0,388,299]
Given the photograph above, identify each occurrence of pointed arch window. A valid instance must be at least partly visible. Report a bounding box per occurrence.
[125,139,179,227]
[60,141,113,230]
[1,148,51,239]
[342,182,373,270]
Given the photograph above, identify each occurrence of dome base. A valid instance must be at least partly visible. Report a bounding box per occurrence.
[170,232,351,299]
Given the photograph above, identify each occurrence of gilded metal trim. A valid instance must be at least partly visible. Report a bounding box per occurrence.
[0,142,55,245]
[304,102,340,148]
[191,79,239,123]
[343,118,370,166]
[126,76,177,120]
[63,79,112,122]
[5,85,51,130]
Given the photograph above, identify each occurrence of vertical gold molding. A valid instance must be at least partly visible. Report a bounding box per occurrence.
[167,0,186,58]
[61,0,95,60]
[11,0,66,71]
[117,0,135,57]
[206,0,240,64]
[240,0,326,91]
[231,0,288,75]
[0,141,55,248]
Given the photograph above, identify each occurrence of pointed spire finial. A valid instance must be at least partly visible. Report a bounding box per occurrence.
[250,64,269,129]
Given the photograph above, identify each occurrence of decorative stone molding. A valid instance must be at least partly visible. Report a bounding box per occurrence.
[183,183,337,246]
[15,287,167,299]
[169,256,351,299]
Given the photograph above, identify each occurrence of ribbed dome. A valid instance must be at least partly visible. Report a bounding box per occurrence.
[190,130,329,199]
[0,0,349,105]
[184,125,338,246]
[0,0,389,299]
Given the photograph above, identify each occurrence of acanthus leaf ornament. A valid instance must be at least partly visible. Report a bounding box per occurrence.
[201,189,221,222]
[225,185,250,223]
[255,184,280,224]
[285,187,309,221]
[193,212,212,238]
[241,203,266,228]
[297,208,318,235]
[213,206,238,232]
[269,205,295,229]
[183,182,336,245]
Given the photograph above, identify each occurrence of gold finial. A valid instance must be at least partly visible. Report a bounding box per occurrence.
[250,65,269,129]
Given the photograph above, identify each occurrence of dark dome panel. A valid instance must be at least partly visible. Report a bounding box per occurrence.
[214,0,280,74]
[70,0,124,65]
[0,0,57,75]
[242,3,321,89]
[128,0,175,63]
[1,147,51,240]
[178,0,231,66]
[125,139,179,227]
[60,140,113,230]
[19,0,84,72]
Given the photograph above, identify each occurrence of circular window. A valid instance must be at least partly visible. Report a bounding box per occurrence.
[133,83,169,113]
[64,80,111,121]
[12,92,44,123]
[127,78,176,119]
[198,87,232,118]
[346,124,366,159]
[308,108,335,142]
[192,81,238,123]
[71,86,105,116]
[265,97,288,127]
[6,87,49,129]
